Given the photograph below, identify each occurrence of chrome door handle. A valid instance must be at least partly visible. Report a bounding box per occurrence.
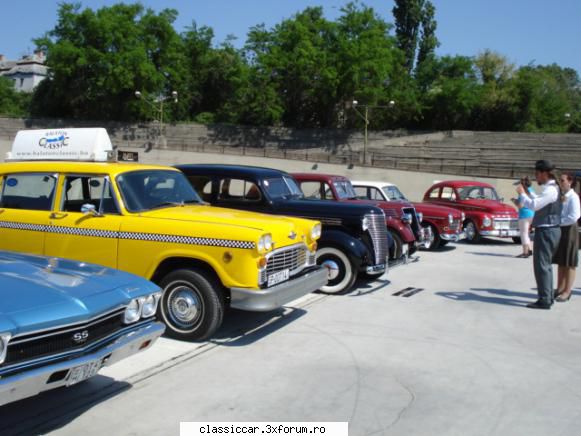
[50,212,68,219]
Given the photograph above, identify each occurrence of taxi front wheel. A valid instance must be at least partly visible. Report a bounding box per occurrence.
[159,269,225,341]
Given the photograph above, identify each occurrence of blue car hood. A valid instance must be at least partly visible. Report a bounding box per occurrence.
[0,251,159,336]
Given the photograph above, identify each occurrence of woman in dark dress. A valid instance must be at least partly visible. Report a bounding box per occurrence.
[554,173,581,302]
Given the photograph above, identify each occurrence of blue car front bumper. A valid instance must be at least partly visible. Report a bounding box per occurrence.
[0,321,165,407]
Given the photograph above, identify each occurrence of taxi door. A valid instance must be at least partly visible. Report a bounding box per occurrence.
[43,174,122,269]
[0,172,57,255]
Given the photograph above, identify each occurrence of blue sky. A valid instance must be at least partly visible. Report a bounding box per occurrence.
[2,0,580,73]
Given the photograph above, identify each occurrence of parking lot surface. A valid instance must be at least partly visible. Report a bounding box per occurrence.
[2,239,581,436]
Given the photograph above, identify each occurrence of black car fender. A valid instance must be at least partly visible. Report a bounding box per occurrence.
[317,229,371,268]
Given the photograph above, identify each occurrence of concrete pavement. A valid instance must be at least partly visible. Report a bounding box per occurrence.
[2,239,581,436]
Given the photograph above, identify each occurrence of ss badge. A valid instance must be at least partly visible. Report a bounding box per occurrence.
[72,330,89,344]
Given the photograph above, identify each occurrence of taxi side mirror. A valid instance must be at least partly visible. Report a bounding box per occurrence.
[81,204,103,217]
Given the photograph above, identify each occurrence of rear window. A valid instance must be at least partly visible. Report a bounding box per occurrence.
[0,173,56,211]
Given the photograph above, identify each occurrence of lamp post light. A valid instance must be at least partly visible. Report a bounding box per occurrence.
[351,100,395,165]
[135,90,179,149]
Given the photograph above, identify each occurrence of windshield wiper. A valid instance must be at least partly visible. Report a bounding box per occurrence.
[149,200,199,210]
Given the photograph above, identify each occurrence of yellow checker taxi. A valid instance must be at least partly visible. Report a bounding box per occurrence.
[0,128,327,340]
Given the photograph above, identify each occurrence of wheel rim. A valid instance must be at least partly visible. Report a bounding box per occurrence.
[423,226,435,249]
[163,281,204,332]
[465,222,476,240]
[316,248,352,294]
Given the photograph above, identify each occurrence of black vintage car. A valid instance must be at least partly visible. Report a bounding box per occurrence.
[177,164,391,294]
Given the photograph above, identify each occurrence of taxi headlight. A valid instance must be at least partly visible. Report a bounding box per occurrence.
[258,234,273,252]
[141,292,162,318]
[0,333,11,365]
[311,223,322,240]
[417,212,423,223]
[124,298,142,324]
[483,216,492,228]
[362,216,370,231]
[448,213,454,224]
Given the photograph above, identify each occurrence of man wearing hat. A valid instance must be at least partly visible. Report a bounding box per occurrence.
[517,160,562,309]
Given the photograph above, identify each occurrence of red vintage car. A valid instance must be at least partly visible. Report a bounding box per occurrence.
[292,173,427,261]
[351,180,466,250]
[423,180,519,243]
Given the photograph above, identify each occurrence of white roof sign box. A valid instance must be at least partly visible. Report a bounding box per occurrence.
[6,128,114,162]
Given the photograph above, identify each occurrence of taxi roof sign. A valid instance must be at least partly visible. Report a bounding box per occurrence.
[7,128,114,162]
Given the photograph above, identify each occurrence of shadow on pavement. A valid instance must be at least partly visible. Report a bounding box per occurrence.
[466,251,519,258]
[211,306,307,347]
[433,245,457,253]
[348,279,392,297]
[436,287,538,307]
[458,238,516,247]
[0,375,130,436]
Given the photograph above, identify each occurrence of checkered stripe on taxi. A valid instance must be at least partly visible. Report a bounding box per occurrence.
[0,220,256,249]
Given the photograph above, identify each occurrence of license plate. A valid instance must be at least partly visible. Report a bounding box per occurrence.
[267,269,290,287]
[67,360,102,386]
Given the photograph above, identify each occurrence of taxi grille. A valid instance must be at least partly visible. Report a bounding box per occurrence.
[367,213,388,265]
[5,308,125,366]
[260,244,313,285]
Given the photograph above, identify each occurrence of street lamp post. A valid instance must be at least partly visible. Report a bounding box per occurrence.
[135,90,178,149]
[352,100,395,165]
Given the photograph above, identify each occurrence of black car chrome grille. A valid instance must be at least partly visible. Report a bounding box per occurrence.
[5,308,125,366]
[367,213,388,265]
[266,245,307,276]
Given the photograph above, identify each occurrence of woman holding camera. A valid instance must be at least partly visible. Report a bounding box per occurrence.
[553,173,581,302]
[515,177,535,258]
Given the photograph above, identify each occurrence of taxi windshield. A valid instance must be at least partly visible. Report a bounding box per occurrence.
[117,170,202,212]
[263,176,304,200]
[457,186,500,201]
[334,180,357,200]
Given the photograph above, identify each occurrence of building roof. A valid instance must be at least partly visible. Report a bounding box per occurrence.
[0,53,48,78]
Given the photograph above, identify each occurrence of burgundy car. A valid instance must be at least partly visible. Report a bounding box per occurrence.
[292,173,426,261]
[351,180,466,250]
[423,180,519,243]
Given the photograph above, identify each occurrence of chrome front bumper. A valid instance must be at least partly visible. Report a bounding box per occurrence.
[441,231,467,242]
[230,266,328,312]
[480,229,520,237]
[0,322,165,407]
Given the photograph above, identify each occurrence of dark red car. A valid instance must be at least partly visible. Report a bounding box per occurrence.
[292,173,427,261]
[423,180,519,243]
[351,180,466,250]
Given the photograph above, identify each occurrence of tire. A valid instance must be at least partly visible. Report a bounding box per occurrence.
[422,223,441,250]
[440,240,450,247]
[464,220,481,243]
[316,246,357,294]
[512,237,522,244]
[159,269,225,341]
[388,231,404,260]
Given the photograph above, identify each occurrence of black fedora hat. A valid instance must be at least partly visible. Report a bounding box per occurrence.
[535,159,555,172]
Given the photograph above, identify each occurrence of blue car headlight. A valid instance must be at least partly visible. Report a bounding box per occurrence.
[0,333,11,365]
[141,292,162,318]
[124,299,141,324]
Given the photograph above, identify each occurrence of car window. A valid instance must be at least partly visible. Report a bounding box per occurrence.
[383,186,407,201]
[441,187,456,200]
[369,187,385,201]
[354,186,369,200]
[0,173,56,211]
[61,175,119,214]
[301,181,323,199]
[188,176,213,201]
[264,177,304,200]
[428,188,440,199]
[218,178,261,202]
[117,170,201,212]
[457,186,499,201]
[333,181,357,200]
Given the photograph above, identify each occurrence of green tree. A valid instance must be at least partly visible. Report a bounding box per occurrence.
[393,0,439,74]
[31,2,187,121]
[0,77,31,117]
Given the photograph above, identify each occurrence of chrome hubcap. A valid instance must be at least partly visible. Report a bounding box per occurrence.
[169,287,200,326]
[322,260,340,280]
[465,223,476,240]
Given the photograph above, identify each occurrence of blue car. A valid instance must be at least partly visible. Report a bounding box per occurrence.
[0,251,165,406]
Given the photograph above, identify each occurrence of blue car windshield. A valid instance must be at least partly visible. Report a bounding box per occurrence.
[264,176,304,200]
[117,170,202,212]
